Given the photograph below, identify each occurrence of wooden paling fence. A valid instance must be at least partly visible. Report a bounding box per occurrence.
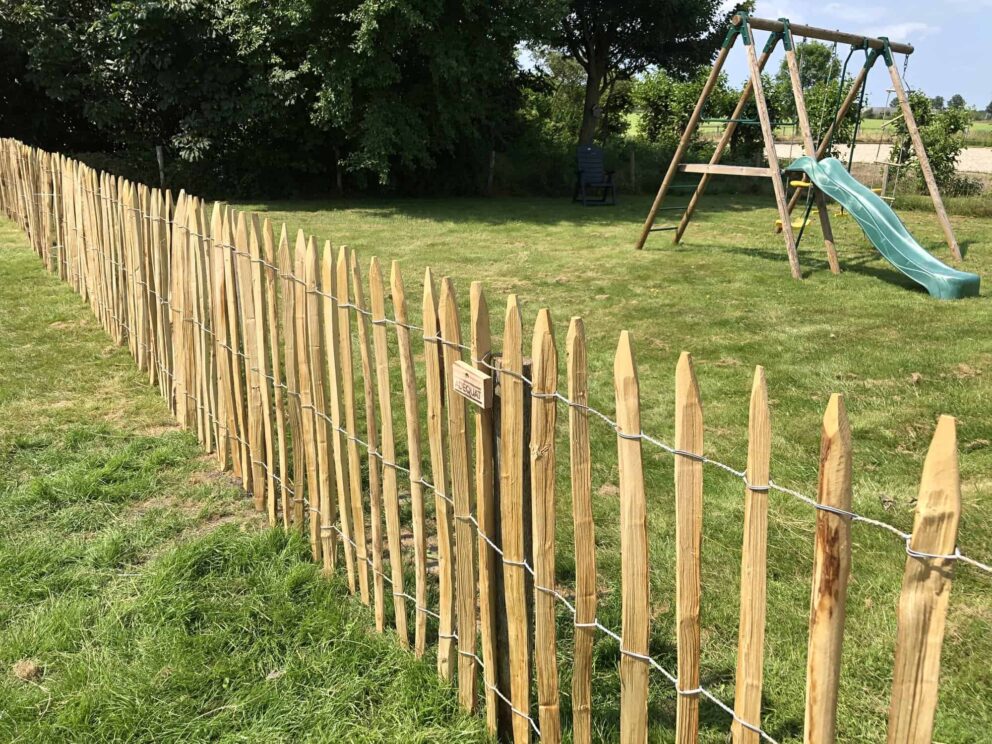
[1,137,984,744]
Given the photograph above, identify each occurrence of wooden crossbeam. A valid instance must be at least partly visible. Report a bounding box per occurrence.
[677,164,773,177]
[742,15,914,55]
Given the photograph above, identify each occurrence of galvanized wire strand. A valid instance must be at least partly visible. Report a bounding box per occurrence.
[39,191,992,578]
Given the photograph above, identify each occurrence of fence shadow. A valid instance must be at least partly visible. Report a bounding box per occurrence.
[243,194,778,230]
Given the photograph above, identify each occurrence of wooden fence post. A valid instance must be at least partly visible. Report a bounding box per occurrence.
[293,234,320,560]
[278,226,306,528]
[223,209,250,489]
[261,219,290,524]
[390,262,429,657]
[305,236,334,569]
[531,309,560,743]
[732,366,772,744]
[439,277,478,709]
[351,252,386,631]
[207,202,229,469]
[235,212,266,509]
[616,331,648,744]
[804,393,853,744]
[568,317,595,744]
[422,267,456,681]
[337,245,370,604]
[500,294,532,744]
[887,415,960,744]
[209,202,232,470]
[322,244,356,591]
[675,351,703,744]
[472,281,499,733]
[369,256,408,646]
[250,215,277,524]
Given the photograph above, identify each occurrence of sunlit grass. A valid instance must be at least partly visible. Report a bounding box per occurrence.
[235,193,992,742]
[0,220,487,743]
[3,190,990,741]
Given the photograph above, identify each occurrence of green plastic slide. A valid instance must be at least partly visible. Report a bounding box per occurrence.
[785,156,980,300]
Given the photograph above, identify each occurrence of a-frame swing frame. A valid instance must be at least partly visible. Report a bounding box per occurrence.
[633,13,963,275]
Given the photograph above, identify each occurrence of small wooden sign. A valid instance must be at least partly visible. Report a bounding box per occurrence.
[453,360,493,409]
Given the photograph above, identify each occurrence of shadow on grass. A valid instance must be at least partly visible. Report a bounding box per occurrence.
[242,194,780,229]
[717,243,927,292]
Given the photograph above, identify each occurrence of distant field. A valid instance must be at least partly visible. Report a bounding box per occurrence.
[693,117,992,146]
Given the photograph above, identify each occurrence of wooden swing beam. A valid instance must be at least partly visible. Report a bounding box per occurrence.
[741,16,914,55]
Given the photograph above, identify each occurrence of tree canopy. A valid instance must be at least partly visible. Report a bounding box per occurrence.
[1,0,552,193]
[548,0,743,144]
[948,93,967,110]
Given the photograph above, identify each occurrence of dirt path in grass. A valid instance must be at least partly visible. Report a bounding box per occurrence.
[775,144,992,172]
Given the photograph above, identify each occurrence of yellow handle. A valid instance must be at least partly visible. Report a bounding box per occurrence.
[789,180,811,188]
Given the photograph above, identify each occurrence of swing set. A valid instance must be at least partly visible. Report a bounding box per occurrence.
[633,13,970,294]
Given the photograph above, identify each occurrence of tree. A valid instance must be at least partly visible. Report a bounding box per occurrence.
[770,41,856,155]
[948,93,966,109]
[2,0,551,193]
[550,0,746,146]
[891,91,975,195]
[985,100,992,118]
[782,41,841,90]
[930,95,945,111]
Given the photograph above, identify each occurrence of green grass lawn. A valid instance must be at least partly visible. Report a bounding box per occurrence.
[2,192,990,742]
[230,193,992,742]
[0,219,488,743]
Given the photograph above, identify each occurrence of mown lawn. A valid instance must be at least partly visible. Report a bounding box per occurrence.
[2,191,990,743]
[0,219,488,743]
[231,193,992,742]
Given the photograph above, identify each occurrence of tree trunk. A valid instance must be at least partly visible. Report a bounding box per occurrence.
[486,147,496,196]
[155,145,166,188]
[578,62,604,146]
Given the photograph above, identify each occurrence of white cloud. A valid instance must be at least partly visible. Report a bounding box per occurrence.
[757,1,808,24]
[872,22,941,42]
[822,3,886,25]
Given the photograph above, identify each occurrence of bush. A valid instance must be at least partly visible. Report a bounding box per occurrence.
[946,174,984,197]
[891,93,972,195]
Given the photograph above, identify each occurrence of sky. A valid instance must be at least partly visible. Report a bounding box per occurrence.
[719,0,992,108]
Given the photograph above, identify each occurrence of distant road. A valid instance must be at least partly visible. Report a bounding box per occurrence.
[775,144,992,173]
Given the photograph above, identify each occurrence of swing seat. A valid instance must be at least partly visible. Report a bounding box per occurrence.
[774,216,812,231]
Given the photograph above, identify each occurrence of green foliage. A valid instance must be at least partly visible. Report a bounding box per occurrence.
[931,96,945,111]
[891,92,979,196]
[1,0,552,194]
[549,0,741,144]
[948,93,966,110]
[634,68,722,148]
[779,40,841,89]
[770,41,858,156]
